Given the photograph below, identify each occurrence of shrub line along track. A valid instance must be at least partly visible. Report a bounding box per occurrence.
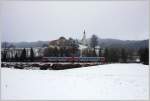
[1,62,104,70]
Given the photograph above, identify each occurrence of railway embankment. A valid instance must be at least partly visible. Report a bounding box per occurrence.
[1,62,101,70]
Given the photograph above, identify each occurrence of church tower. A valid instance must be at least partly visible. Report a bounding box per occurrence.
[81,30,87,46]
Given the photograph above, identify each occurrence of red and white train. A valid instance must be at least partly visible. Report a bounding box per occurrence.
[42,57,105,63]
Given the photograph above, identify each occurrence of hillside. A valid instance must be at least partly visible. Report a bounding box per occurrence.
[1,63,149,100]
[1,38,148,49]
[97,39,148,49]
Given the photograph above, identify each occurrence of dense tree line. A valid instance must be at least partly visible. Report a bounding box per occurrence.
[103,48,137,63]
[103,47,149,65]
[104,48,120,63]
[1,48,35,62]
[138,48,149,65]
[43,46,80,57]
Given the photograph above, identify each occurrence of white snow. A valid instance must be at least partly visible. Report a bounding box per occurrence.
[1,63,149,100]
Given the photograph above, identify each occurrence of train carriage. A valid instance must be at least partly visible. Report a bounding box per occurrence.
[42,57,105,63]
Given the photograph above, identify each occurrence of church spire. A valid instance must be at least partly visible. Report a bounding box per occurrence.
[83,29,85,35]
[81,29,87,45]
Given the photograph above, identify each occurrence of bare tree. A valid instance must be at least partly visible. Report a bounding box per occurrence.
[90,34,98,56]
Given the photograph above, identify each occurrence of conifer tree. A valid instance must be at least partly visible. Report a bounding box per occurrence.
[15,53,19,62]
[139,48,149,65]
[121,48,127,63]
[20,48,26,62]
[30,48,34,62]
[104,48,109,63]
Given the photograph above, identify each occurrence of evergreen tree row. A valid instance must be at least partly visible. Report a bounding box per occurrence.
[138,48,149,65]
[2,48,35,62]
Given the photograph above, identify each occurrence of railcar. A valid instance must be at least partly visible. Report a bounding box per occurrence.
[42,57,105,63]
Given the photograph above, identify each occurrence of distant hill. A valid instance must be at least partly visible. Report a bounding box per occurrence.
[1,41,49,48]
[97,38,149,49]
[1,38,149,50]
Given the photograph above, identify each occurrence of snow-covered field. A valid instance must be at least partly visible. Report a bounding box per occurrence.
[1,63,149,100]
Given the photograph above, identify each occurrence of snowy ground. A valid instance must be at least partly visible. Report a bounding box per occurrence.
[1,63,149,100]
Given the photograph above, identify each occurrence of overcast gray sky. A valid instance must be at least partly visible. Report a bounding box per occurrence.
[1,0,149,42]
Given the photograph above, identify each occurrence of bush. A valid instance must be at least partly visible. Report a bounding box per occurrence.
[52,64,81,70]
[3,63,10,68]
[40,64,51,70]
[14,65,24,69]
[1,63,4,67]
[31,64,41,67]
